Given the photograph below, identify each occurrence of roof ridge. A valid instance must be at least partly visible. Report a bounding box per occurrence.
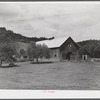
[36,36,69,48]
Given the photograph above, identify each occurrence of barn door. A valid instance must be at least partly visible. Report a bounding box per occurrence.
[66,52,72,60]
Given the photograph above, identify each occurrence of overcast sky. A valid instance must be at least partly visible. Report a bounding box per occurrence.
[0,2,100,42]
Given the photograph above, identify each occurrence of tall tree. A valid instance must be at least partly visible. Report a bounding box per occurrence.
[27,42,50,63]
[27,42,36,61]
[0,43,16,66]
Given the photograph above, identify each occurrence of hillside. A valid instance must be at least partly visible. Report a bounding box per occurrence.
[77,40,100,46]
[77,39,100,58]
[0,27,53,43]
[13,42,29,53]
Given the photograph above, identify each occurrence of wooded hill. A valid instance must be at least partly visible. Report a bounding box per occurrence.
[0,27,54,43]
[77,40,100,58]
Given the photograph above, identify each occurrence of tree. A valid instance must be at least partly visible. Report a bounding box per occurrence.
[94,44,100,58]
[27,42,50,63]
[35,44,43,62]
[20,49,26,57]
[42,44,50,59]
[0,43,16,66]
[78,40,100,58]
[27,42,36,61]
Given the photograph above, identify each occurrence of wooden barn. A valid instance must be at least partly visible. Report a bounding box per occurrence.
[36,37,79,61]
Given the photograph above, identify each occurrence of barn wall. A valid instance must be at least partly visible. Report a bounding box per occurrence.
[61,42,79,60]
[49,48,60,61]
[48,42,79,62]
[60,37,79,52]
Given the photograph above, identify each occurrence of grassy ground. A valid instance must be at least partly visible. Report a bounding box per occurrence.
[0,61,100,90]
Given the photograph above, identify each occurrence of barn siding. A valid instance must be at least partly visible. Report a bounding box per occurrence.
[61,42,79,60]
[49,40,79,61]
[50,48,60,61]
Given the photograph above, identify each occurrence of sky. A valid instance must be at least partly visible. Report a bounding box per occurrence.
[0,2,100,42]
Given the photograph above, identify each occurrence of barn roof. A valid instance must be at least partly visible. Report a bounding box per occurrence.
[36,37,69,48]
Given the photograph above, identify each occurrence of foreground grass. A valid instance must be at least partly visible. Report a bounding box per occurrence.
[0,61,100,90]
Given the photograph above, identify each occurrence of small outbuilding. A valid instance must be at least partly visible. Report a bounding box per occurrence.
[36,36,79,61]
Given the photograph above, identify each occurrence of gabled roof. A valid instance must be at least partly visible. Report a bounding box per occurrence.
[36,37,69,48]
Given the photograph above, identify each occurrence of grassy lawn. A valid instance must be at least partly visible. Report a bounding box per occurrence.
[0,61,100,90]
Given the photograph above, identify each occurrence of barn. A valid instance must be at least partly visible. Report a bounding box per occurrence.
[36,37,79,61]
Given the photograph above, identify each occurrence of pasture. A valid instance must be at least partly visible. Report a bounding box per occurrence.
[0,61,100,90]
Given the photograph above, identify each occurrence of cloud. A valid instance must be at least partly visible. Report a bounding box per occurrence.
[0,2,100,42]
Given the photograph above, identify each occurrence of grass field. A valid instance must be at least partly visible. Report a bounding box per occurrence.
[0,61,100,90]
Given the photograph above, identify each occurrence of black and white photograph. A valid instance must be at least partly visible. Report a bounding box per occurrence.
[0,1,100,92]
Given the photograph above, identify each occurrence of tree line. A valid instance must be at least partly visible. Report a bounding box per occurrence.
[27,42,50,62]
[0,42,50,66]
[78,40,100,58]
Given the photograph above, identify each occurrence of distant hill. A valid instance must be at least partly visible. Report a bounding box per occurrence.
[77,39,100,47]
[14,42,29,53]
[0,27,54,43]
[77,39,100,58]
